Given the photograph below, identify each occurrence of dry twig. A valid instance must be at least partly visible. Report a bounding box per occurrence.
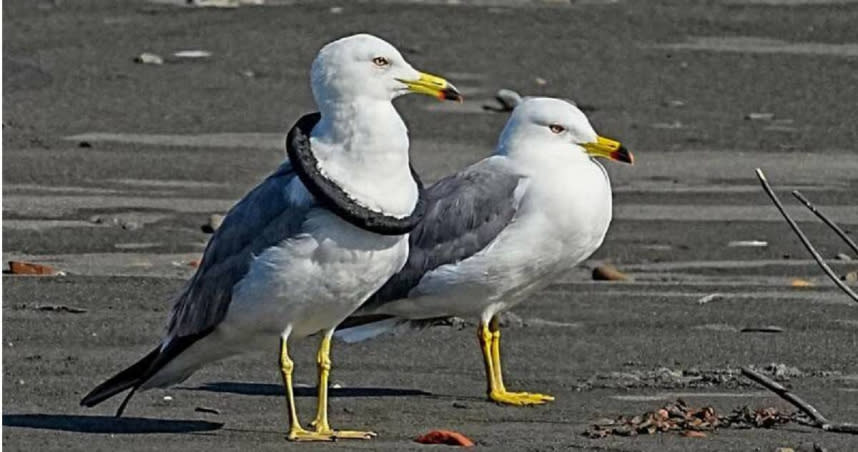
[755,169,858,303]
[792,190,858,256]
[741,367,858,434]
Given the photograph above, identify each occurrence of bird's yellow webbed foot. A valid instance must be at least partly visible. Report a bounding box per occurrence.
[489,390,555,406]
[302,331,376,441]
[288,426,336,442]
[480,315,555,406]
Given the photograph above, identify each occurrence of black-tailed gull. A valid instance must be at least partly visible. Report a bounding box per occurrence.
[80,33,461,441]
[337,97,632,406]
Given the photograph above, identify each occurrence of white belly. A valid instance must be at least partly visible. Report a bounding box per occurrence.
[377,174,612,322]
[222,209,409,339]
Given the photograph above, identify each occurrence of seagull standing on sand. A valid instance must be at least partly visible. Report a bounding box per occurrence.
[80,33,461,441]
[338,97,633,406]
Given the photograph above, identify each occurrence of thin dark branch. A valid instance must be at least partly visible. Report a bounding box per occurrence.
[755,169,858,303]
[741,367,858,435]
[792,190,858,256]
[740,367,829,425]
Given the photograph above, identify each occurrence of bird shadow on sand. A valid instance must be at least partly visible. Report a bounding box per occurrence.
[185,382,433,398]
[2,414,223,434]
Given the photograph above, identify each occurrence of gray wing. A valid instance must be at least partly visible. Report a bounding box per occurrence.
[166,162,311,338]
[360,157,526,311]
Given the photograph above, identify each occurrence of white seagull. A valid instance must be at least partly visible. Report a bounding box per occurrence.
[337,97,633,406]
[81,33,461,441]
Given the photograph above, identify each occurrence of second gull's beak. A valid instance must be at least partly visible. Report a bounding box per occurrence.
[582,136,634,164]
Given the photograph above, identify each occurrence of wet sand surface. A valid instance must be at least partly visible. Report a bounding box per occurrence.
[3,0,858,450]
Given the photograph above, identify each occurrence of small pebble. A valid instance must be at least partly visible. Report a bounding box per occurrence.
[592,264,630,281]
[173,50,212,59]
[202,214,225,233]
[745,112,775,121]
[134,53,164,65]
[835,253,852,261]
[329,6,343,13]
[163,395,173,401]
[195,406,220,415]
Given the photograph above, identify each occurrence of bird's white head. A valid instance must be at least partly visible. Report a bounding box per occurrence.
[310,34,462,108]
[497,97,633,165]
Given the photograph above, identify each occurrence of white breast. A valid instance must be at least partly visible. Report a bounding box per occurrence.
[223,209,409,339]
[381,158,612,321]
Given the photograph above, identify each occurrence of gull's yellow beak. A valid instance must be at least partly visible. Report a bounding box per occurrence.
[397,71,463,102]
[582,136,634,164]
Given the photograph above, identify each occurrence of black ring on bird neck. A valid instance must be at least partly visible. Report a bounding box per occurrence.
[285,112,426,236]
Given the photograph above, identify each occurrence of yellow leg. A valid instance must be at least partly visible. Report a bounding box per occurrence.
[480,315,555,406]
[307,330,376,440]
[279,336,330,441]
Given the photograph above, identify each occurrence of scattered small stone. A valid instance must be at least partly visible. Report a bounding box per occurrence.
[842,271,858,283]
[188,0,239,8]
[592,264,630,281]
[664,99,686,108]
[696,293,721,304]
[239,69,256,78]
[120,219,142,231]
[134,53,164,65]
[329,6,343,13]
[163,395,173,401]
[8,261,58,276]
[835,253,852,261]
[758,363,803,379]
[331,382,343,389]
[484,89,523,113]
[534,77,547,86]
[202,214,225,233]
[78,141,92,148]
[775,448,795,452]
[18,379,25,385]
[452,402,468,409]
[728,240,768,248]
[741,326,784,334]
[34,304,87,314]
[416,430,474,447]
[195,406,220,415]
[745,112,775,121]
[790,278,814,288]
[173,50,212,59]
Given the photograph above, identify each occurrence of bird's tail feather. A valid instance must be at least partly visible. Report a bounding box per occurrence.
[335,315,450,343]
[79,346,160,413]
[80,329,213,416]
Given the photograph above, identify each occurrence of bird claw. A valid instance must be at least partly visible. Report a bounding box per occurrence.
[490,390,555,406]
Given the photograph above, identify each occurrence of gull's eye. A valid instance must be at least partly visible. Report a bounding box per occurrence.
[549,124,566,134]
[372,56,390,67]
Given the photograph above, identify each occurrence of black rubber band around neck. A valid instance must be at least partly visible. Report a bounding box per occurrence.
[285,112,426,236]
